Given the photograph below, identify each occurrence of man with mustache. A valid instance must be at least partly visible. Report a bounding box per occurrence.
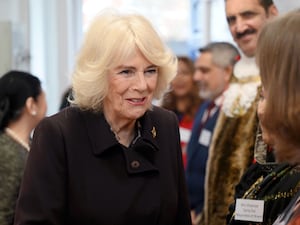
[196,1,278,225]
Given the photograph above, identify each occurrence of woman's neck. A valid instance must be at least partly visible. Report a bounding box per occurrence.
[176,96,189,113]
[274,141,300,165]
[103,111,136,147]
[5,125,31,151]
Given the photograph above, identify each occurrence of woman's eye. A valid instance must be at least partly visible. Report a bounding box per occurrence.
[118,69,135,76]
[116,67,158,77]
[145,68,158,76]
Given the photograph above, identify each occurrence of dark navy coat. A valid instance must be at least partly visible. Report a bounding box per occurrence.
[14,106,191,225]
[185,101,220,214]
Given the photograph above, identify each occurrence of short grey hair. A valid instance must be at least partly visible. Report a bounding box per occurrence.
[199,42,240,68]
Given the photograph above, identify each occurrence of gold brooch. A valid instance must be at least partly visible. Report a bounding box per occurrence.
[151,126,157,138]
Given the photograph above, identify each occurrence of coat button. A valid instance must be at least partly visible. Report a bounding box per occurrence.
[131,160,140,169]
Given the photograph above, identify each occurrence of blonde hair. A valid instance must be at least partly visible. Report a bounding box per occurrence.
[256,9,300,162]
[71,9,177,112]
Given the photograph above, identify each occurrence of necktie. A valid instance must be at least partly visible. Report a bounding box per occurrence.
[198,101,216,133]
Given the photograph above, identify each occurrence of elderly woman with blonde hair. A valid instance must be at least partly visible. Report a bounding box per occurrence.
[14,9,192,225]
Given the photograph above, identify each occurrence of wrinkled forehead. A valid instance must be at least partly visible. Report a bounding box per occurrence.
[225,0,263,14]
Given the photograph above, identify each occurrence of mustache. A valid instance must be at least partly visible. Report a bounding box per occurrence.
[236,29,256,39]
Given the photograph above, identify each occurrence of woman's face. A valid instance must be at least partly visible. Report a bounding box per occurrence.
[171,60,194,97]
[36,90,47,119]
[257,87,274,146]
[103,50,158,121]
[30,90,47,128]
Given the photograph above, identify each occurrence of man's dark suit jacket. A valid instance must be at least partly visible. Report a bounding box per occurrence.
[14,106,192,225]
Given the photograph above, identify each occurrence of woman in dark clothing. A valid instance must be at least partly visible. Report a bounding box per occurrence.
[0,71,47,225]
[227,9,300,225]
[14,10,192,225]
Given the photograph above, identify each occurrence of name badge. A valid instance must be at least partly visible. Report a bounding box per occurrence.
[198,129,211,147]
[180,127,191,143]
[235,199,264,222]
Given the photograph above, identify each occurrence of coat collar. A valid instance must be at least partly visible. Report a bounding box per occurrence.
[81,109,160,156]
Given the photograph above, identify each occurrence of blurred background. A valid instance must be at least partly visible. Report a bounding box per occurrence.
[0,0,234,115]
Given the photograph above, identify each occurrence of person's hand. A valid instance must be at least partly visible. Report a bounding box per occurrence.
[190,210,198,225]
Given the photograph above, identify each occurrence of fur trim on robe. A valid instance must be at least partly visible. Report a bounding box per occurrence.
[197,57,260,225]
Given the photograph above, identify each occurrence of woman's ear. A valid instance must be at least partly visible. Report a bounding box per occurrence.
[25,97,37,116]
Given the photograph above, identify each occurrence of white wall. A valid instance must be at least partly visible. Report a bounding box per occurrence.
[29,0,82,115]
[0,0,30,75]
[0,0,82,114]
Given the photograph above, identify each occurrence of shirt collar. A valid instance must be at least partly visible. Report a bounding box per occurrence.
[213,92,225,107]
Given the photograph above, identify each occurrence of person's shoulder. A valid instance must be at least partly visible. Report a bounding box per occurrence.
[148,105,177,119]
[193,100,210,118]
[0,132,13,153]
[38,106,84,129]
[287,165,300,180]
[145,106,179,127]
